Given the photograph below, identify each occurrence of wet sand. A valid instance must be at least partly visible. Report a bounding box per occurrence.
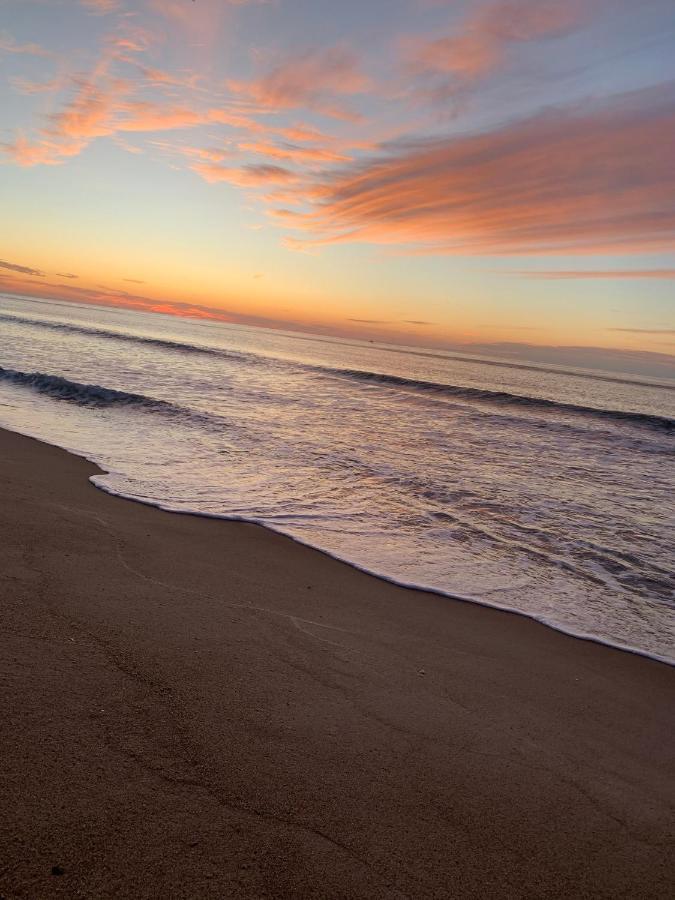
[0,426,673,898]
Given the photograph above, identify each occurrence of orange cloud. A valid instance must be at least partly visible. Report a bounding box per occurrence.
[117,102,206,131]
[276,124,332,144]
[238,140,349,164]
[148,0,255,24]
[192,162,298,186]
[2,20,169,166]
[2,86,273,165]
[80,0,121,13]
[0,273,322,335]
[608,328,675,335]
[52,80,131,140]
[515,269,675,280]
[2,15,361,178]
[147,0,263,59]
[207,109,266,131]
[407,0,586,93]
[3,132,86,166]
[138,66,201,90]
[0,30,51,57]
[278,83,675,256]
[228,47,370,119]
[10,75,67,95]
[150,140,228,163]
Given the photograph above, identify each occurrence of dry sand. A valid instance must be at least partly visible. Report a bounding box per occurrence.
[0,426,673,898]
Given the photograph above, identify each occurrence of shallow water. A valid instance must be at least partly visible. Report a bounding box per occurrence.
[1,294,673,662]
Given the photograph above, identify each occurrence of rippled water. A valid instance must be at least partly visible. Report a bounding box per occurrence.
[1,294,673,662]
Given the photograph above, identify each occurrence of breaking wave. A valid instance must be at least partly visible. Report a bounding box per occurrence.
[0,366,180,412]
[0,312,245,361]
[325,368,675,433]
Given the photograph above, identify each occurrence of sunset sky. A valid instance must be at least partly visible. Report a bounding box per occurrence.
[1,0,674,364]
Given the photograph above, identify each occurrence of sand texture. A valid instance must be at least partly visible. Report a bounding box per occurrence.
[0,427,673,898]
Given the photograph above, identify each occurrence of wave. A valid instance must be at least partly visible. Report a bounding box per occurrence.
[3,310,673,434]
[0,312,245,361]
[86,474,673,667]
[326,368,675,433]
[6,308,674,400]
[0,366,182,413]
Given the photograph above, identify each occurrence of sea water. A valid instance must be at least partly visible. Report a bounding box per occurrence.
[1,294,673,662]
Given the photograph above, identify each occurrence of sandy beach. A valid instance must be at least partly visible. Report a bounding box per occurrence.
[0,425,673,898]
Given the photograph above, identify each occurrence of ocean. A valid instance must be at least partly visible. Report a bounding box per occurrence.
[1,294,673,663]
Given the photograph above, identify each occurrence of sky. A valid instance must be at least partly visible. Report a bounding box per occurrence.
[1,0,674,372]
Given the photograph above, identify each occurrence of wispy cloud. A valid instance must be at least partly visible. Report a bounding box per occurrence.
[0,272,328,335]
[607,327,675,335]
[149,139,228,162]
[514,269,675,279]
[80,0,122,14]
[10,74,66,95]
[192,162,298,186]
[0,258,45,276]
[237,140,350,165]
[148,0,267,25]
[0,29,52,57]
[228,47,370,120]
[405,0,587,99]
[2,38,316,168]
[278,83,675,256]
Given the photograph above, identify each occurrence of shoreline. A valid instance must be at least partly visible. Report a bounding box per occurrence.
[5,420,673,668]
[1,425,673,897]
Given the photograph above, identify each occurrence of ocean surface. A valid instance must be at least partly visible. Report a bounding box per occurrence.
[1,294,674,663]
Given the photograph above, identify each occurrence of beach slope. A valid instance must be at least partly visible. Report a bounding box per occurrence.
[0,427,673,898]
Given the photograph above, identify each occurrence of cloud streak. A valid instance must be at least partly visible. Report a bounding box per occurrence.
[515,269,675,279]
[0,29,51,57]
[228,47,370,120]
[192,162,297,186]
[608,328,675,335]
[0,259,45,276]
[80,0,122,14]
[406,0,587,100]
[279,83,675,256]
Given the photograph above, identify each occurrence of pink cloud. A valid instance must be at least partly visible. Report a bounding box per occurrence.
[150,140,228,162]
[150,0,272,22]
[138,66,201,90]
[228,47,370,119]
[2,89,274,165]
[407,0,586,87]
[276,124,332,144]
[113,136,144,155]
[51,80,131,140]
[80,0,122,13]
[1,16,362,177]
[0,272,325,336]
[277,83,675,256]
[0,30,52,57]
[5,25,162,165]
[207,109,266,131]
[192,162,298,186]
[10,75,67,95]
[3,133,87,166]
[515,269,675,280]
[238,140,349,164]
[117,102,206,131]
